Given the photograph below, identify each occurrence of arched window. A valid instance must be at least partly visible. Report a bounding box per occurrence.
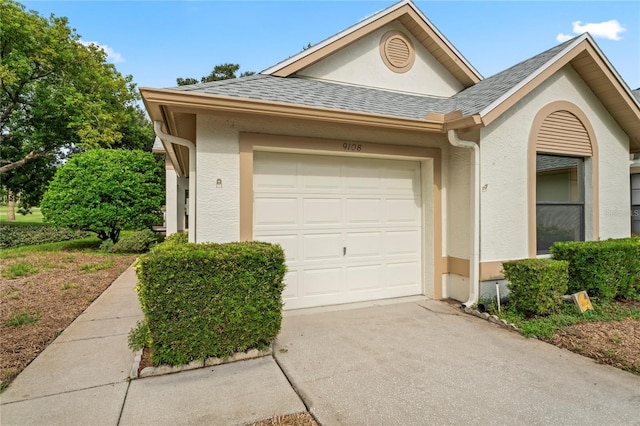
[528,102,598,255]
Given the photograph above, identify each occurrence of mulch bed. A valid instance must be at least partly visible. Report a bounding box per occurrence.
[0,252,136,388]
[548,317,640,374]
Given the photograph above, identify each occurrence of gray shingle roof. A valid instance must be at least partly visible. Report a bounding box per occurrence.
[173,74,454,119]
[633,89,640,103]
[169,37,579,120]
[451,37,576,115]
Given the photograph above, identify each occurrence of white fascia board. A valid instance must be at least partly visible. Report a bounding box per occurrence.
[478,34,590,119]
[479,33,640,118]
[262,0,411,75]
[408,2,483,80]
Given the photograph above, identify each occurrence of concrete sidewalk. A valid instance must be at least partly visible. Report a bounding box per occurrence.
[0,265,305,426]
[3,264,639,426]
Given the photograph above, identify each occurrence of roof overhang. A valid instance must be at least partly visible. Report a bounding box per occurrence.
[141,86,485,173]
[262,0,482,87]
[478,34,640,153]
[142,86,462,134]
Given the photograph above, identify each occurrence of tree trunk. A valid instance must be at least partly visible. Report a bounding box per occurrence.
[7,189,16,221]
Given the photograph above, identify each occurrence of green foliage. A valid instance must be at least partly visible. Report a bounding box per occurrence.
[99,240,115,253]
[135,241,286,366]
[79,260,114,273]
[502,258,569,317]
[551,238,640,301]
[0,223,91,249]
[176,63,254,86]
[1,261,39,279]
[0,0,153,209]
[111,229,163,253]
[5,310,40,327]
[41,149,164,244]
[160,232,188,247]
[499,300,640,339]
[128,319,152,351]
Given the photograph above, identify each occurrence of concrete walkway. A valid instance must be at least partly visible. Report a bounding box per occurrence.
[0,265,305,426]
[2,265,639,425]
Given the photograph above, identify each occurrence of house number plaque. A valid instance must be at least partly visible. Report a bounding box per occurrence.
[343,143,362,152]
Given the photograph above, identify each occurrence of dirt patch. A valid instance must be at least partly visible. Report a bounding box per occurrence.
[0,252,136,388]
[548,318,640,374]
[249,413,318,426]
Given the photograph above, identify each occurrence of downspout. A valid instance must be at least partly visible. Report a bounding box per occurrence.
[154,121,197,243]
[447,130,480,307]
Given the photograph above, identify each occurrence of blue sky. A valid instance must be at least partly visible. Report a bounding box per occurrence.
[23,1,640,92]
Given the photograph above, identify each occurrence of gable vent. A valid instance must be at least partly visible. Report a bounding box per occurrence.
[380,31,415,74]
[537,110,592,157]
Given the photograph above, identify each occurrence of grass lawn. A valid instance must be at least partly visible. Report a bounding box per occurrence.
[0,206,43,224]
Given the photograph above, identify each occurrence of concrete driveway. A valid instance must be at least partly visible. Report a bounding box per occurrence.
[274,298,640,425]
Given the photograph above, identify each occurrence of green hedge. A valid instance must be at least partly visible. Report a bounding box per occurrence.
[101,229,163,253]
[0,223,91,249]
[551,238,640,301]
[135,240,286,365]
[502,258,569,317]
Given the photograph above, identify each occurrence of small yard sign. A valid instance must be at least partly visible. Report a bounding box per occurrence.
[571,291,594,314]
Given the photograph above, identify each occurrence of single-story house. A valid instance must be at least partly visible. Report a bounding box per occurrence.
[142,0,640,310]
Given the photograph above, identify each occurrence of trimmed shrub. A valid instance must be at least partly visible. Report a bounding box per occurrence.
[551,238,640,301]
[0,223,91,249]
[135,240,286,366]
[160,232,188,247]
[502,258,569,317]
[112,229,163,253]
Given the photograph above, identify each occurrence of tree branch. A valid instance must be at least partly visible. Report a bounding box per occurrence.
[0,149,52,175]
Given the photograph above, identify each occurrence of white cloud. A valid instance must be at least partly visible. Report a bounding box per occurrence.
[81,41,125,63]
[556,33,574,43]
[557,19,626,43]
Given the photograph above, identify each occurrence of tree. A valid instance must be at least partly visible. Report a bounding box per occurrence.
[176,63,255,86]
[0,0,153,215]
[41,149,164,244]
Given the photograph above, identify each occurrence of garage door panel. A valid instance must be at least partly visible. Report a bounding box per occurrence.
[346,198,383,224]
[346,265,382,291]
[344,164,383,190]
[385,198,422,225]
[386,230,420,256]
[254,151,423,309]
[345,232,382,258]
[386,262,421,288]
[303,198,341,225]
[303,268,343,296]
[303,234,342,261]
[256,234,299,262]
[302,162,341,190]
[282,272,299,300]
[254,157,298,190]
[384,167,420,193]
[254,197,298,227]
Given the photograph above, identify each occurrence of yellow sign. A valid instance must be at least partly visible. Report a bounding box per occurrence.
[572,291,594,314]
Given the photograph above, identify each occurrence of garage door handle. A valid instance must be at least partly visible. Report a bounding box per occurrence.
[343,247,346,256]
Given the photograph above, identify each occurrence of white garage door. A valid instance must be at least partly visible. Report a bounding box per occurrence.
[253,151,422,310]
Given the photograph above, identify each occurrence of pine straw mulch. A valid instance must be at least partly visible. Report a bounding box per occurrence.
[548,316,640,374]
[0,251,136,389]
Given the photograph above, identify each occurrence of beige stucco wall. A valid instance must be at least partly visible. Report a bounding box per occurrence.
[479,65,631,263]
[298,21,464,97]
[196,115,241,243]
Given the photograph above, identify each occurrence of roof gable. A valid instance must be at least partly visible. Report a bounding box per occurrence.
[262,0,481,88]
[466,33,640,151]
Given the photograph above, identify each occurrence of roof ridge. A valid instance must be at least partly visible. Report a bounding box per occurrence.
[170,74,266,90]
